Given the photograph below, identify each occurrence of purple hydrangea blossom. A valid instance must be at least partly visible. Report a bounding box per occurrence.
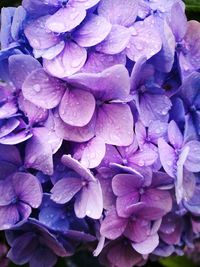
[0,0,200,266]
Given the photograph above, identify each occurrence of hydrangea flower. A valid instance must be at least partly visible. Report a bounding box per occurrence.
[0,0,200,266]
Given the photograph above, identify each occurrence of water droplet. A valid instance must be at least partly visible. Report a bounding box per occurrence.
[33,84,41,92]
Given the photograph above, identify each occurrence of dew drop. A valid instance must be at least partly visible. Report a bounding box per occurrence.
[33,84,41,92]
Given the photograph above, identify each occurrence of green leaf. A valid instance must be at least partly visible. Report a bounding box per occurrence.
[160,256,197,267]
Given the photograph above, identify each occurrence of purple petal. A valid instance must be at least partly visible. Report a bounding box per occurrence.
[24,127,54,175]
[139,93,172,127]
[30,247,57,267]
[128,147,158,167]
[112,174,143,196]
[150,16,175,73]
[75,0,100,8]
[132,234,159,254]
[126,15,162,61]
[44,41,87,78]
[74,180,103,219]
[168,120,183,149]
[148,120,168,144]
[96,24,131,54]
[0,144,21,165]
[80,137,106,168]
[61,154,95,181]
[82,51,126,73]
[22,68,64,109]
[182,20,200,70]
[116,192,140,218]
[96,103,133,146]
[141,189,172,219]
[67,64,130,100]
[98,0,138,27]
[0,118,20,139]
[9,54,41,89]
[108,241,143,267]
[7,233,37,265]
[170,2,187,42]
[0,205,19,230]
[158,138,176,177]
[0,130,33,145]
[100,209,127,239]
[46,6,86,33]
[74,14,111,47]
[184,140,200,172]
[0,178,15,206]
[53,111,95,142]
[12,172,42,208]
[25,16,60,50]
[59,88,95,127]
[18,93,48,125]
[124,219,151,243]
[51,177,82,204]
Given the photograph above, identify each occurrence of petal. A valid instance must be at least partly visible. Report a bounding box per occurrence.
[18,93,48,125]
[116,192,140,218]
[44,41,87,78]
[0,130,33,145]
[11,6,26,41]
[80,137,106,168]
[30,247,57,267]
[74,180,103,219]
[100,209,127,239]
[150,16,175,73]
[54,111,95,142]
[141,189,172,219]
[183,20,200,70]
[7,233,37,265]
[158,138,176,177]
[126,15,162,61]
[96,103,134,146]
[12,172,43,208]
[67,64,130,100]
[46,6,86,33]
[74,14,111,47]
[22,68,64,109]
[61,154,95,181]
[0,144,21,165]
[96,24,131,54]
[132,234,159,254]
[9,54,41,89]
[0,205,19,230]
[74,0,101,9]
[124,219,151,243]
[59,88,95,127]
[184,140,200,172]
[139,93,172,127]
[112,174,143,196]
[82,51,126,73]
[24,127,54,175]
[176,146,190,204]
[51,177,82,204]
[25,16,60,50]
[148,120,168,144]
[168,120,183,149]
[107,240,143,267]
[128,147,158,167]
[0,118,20,139]
[168,5,185,38]
[0,7,15,49]
[98,0,138,27]
[0,178,15,206]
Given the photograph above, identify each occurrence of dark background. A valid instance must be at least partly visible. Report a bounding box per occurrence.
[0,0,200,266]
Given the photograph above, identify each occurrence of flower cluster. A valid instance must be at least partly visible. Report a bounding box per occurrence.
[0,0,200,266]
